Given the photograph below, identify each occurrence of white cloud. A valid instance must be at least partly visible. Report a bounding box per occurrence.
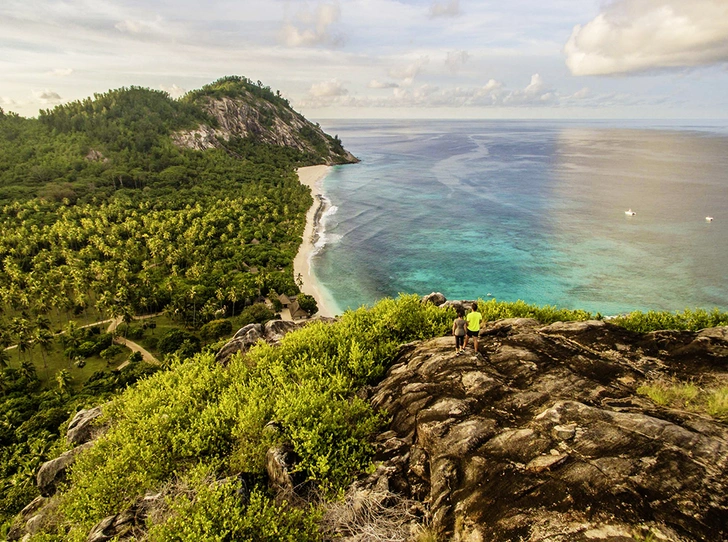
[115,17,167,35]
[503,74,556,105]
[309,79,348,98]
[0,96,19,107]
[282,2,343,47]
[388,58,429,85]
[32,89,62,104]
[430,0,460,18]
[49,68,73,77]
[524,73,545,94]
[368,79,398,89]
[160,84,186,99]
[445,50,469,73]
[297,74,621,110]
[482,79,503,93]
[570,87,590,99]
[565,0,728,76]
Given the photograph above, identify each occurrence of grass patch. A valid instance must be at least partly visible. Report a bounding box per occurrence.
[705,387,728,420]
[638,380,728,420]
[4,335,129,391]
[611,308,728,333]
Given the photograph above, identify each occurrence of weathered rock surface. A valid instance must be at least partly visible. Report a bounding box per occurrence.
[172,95,358,165]
[266,444,305,499]
[364,318,728,541]
[86,492,162,542]
[6,496,48,541]
[216,317,336,365]
[67,407,103,446]
[36,442,94,497]
[421,292,447,306]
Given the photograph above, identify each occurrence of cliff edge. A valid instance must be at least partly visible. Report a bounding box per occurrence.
[354,316,728,541]
[171,76,358,165]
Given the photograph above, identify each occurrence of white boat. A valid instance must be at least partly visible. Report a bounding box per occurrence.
[706,216,714,222]
[625,209,636,216]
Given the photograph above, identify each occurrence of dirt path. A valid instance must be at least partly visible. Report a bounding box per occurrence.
[106,314,161,368]
[4,314,161,370]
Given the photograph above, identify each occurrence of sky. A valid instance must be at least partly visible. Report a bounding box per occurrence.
[1,0,728,120]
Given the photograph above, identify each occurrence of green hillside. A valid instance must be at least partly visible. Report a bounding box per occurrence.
[0,76,353,531]
[3,76,728,541]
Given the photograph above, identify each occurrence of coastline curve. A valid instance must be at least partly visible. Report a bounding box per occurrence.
[294,165,340,317]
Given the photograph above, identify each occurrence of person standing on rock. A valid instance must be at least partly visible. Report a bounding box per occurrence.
[452,307,467,354]
[464,302,483,353]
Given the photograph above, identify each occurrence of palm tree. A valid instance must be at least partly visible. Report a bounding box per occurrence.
[0,369,8,396]
[33,328,54,372]
[56,369,72,397]
[19,359,36,381]
[63,321,83,349]
[35,314,51,331]
[227,288,240,318]
[17,331,32,362]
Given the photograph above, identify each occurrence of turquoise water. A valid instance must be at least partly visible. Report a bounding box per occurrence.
[313,120,728,315]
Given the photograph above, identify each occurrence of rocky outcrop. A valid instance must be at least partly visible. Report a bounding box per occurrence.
[36,442,94,497]
[266,444,304,499]
[362,317,728,541]
[67,407,104,446]
[86,492,162,542]
[6,496,49,541]
[216,317,336,365]
[421,292,447,306]
[172,95,358,165]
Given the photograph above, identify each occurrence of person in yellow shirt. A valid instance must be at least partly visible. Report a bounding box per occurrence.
[464,302,482,353]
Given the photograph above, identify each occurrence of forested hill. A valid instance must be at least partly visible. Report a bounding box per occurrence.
[0,75,356,203]
[0,77,356,528]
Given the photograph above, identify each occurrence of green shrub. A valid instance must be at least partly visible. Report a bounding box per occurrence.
[200,319,233,341]
[297,294,318,316]
[99,345,123,361]
[128,351,143,364]
[146,466,319,541]
[238,303,275,327]
[612,308,728,333]
[15,407,69,440]
[158,330,200,356]
[125,326,144,340]
[52,295,451,538]
[475,298,592,324]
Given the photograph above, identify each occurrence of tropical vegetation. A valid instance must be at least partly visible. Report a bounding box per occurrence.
[0,75,349,533]
[2,75,728,540]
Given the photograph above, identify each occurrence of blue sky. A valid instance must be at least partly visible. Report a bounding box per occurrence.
[1,0,727,119]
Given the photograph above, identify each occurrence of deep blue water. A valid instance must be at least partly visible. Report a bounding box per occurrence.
[313,120,728,315]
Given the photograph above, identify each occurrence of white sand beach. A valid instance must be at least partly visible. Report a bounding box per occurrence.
[293,165,338,317]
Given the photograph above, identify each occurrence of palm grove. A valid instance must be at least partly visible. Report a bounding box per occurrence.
[0,76,346,526]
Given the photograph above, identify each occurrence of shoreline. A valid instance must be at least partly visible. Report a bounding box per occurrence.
[293,165,339,317]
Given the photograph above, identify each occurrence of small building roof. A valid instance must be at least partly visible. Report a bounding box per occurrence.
[288,300,308,320]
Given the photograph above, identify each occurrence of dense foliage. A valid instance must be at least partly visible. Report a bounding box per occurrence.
[0,362,160,528]
[25,295,451,540]
[0,76,348,532]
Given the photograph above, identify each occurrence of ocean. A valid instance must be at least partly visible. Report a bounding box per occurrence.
[312,119,728,315]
